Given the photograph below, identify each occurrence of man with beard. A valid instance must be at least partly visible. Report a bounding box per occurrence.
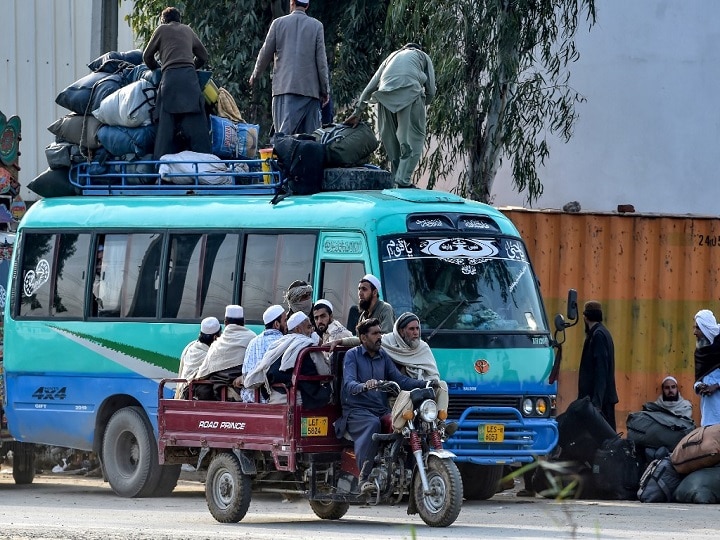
[334,318,427,490]
[655,375,693,418]
[240,305,287,403]
[693,309,720,426]
[313,299,352,345]
[357,274,395,333]
[578,300,619,430]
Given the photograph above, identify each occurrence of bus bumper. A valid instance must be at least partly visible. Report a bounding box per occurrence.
[443,406,558,465]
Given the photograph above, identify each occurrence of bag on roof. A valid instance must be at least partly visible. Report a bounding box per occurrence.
[209,116,259,159]
[93,79,156,128]
[56,72,123,115]
[158,150,232,185]
[87,49,144,73]
[273,134,325,195]
[314,122,379,167]
[97,125,156,157]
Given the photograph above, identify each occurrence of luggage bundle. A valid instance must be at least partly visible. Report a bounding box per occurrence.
[591,436,642,500]
[626,402,695,453]
[637,456,684,502]
[209,115,259,160]
[670,424,720,474]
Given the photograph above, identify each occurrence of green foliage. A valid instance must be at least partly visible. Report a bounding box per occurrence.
[389,0,596,203]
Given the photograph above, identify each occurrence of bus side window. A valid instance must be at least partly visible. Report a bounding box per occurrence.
[18,233,56,317]
[53,233,90,318]
[241,233,316,322]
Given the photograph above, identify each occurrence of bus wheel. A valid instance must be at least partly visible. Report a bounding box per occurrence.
[205,453,252,523]
[151,464,182,497]
[11,442,35,485]
[102,406,161,498]
[309,499,349,520]
[458,463,504,500]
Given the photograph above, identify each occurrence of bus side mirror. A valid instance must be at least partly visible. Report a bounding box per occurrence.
[567,288,578,321]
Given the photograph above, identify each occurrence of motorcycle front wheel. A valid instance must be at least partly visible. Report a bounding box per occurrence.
[413,455,463,527]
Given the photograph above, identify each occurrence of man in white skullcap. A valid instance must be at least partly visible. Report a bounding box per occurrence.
[357,274,395,333]
[244,311,330,408]
[175,317,221,399]
[240,305,287,403]
[312,299,352,345]
[655,375,693,418]
[194,305,256,400]
[693,309,720,426]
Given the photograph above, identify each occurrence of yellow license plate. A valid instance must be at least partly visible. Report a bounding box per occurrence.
[478,424,504,442]
[301,417,328,437]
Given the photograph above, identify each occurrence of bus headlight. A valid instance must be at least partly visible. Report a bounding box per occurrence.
[535,398,548,416]
[418,400,438,422]
[522,398,534,415]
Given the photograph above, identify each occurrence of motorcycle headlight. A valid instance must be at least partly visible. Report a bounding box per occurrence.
[535,397,548,416]
[522,398,534,415]
[418,399,438,422]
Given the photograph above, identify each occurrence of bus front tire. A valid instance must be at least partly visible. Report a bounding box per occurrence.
[458,463,504,500]
[11,442,35,485]
[102,406,162,498]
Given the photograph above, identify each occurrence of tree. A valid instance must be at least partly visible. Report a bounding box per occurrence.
[388,0,596,203]
[125,0,392,145]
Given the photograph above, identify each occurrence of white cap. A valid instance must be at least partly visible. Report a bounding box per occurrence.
[263,304,285,325]
[313,299,333,313]
[287,311,308,331]
[200,317,221,334]
[361,274,381,291]
[225,305,244,319]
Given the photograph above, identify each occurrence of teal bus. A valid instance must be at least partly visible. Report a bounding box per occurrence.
[2,184,562,498]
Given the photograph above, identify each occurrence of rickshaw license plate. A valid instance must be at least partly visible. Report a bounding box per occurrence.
[301,417,328,437]
[478,424,504,442]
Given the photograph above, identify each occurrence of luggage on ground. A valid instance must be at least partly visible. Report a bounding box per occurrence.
[557,396,617,463]
[592,436,641,500]
[626,402,695,451]
[673,464,720,503]
[670,424,720,474]
[637,456,684,503]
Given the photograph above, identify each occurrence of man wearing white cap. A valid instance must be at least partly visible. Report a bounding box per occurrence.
[655,375,692,418]
[240,305,287,403]
[313,299,352,346]
[195,305,256,400]
[693,309,720,426]
[245,311,330,408]
[175,317,222,399]
[357,274,395,334]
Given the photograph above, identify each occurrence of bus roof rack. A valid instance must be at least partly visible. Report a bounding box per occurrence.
[69,157,285,196]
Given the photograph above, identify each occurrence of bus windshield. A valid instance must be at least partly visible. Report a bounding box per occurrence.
[380,236,548,333]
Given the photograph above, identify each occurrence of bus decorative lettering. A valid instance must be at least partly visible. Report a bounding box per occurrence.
[505,240,527,262]
[414,218,444,228]
[22,259,50,297]
[421,238,498,260]
[460,265,477,275]
[323,239,362,254]
[462,219,493,230]
[385,239,413,259]
[31,386,67,400]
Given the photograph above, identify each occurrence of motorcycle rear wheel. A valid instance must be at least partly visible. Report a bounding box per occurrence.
[413,456,463,527]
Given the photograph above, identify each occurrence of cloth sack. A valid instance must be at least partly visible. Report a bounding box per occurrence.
[314,122,379,167]
[637,456,684,503]
[93,79,156,128]
[209,116,259,159]
[56,72,123,115]
[216,87,245,124]
[48,114,103,150]
[87,49,143,72]
[673,464,720,503]
[97,125,156,157]
[27,168,80,198]
[671,424,720,474]
[158,151,231,185]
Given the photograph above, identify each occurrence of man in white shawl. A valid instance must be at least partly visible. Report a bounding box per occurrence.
[244,312,330,408]
[655,375,693,418]
[174,317,222,399]
[194,305,256,400]
[381,312,456,435]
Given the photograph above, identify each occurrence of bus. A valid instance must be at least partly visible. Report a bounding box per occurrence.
[2,182,564,498]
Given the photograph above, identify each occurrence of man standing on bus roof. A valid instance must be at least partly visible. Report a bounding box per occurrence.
[195,305,256,400]
[175,317,222,399]
[240,305,287,403]
[357,274,395,334]
[335,318,427,490]
[578,300,618,430]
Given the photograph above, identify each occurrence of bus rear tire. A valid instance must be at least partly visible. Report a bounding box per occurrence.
[11,442,35,485]
[102,406,161,498]
[151,464,182,497]
[458,463,504,500]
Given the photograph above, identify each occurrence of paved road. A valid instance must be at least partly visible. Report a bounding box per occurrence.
[0,472,715,539]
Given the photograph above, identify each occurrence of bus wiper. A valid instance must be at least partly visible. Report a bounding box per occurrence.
[426,299,466,342]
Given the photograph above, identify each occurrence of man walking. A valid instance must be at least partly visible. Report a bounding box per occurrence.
[249,0,330,135]
[577,300,618,430]
[345,43,435,188]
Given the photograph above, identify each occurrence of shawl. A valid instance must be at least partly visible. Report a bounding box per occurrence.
[243,333,317,394]
[380,323,439,381]
[196,325,255,379]
[175,340,209,399]
[321,319,353,345]
[653,394,693,418]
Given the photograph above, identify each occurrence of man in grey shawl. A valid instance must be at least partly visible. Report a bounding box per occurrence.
[244,312,329,408]
[194,305,256,400]
[174,317,221,399]
[655,375,693,418]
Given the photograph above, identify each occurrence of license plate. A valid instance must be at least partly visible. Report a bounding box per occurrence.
[478,424,504,442]
[301,416,328,437]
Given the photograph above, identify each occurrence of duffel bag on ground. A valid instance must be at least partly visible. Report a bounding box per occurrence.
[557,396,617,463]
[627,404,695,451]
[671,424,720,474]
[673,463,720,503]
[314,122,379,167]
[592,436,641,500]
[637,456,684,503]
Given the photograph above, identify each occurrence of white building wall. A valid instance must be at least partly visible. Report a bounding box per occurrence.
[0,0,136,199]
[467,0,720,215]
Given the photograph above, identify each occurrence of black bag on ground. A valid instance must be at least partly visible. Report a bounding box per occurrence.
[627,402,695,451]
[592,436,642,500]
[637,456,684,503]
[673,463,720,503]
[531,460,603,499]
[557,396,617,463]
[314,122,379,167]
[273,134,325,195]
